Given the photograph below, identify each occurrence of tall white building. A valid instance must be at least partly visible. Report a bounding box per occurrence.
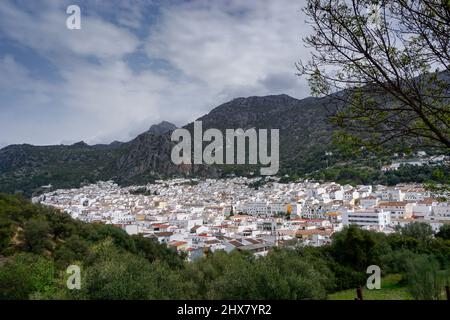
[343,209,391,231]
[237,202,297,217]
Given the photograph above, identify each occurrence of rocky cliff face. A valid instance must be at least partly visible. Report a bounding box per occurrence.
[189,94,336,173]
[147,121,178,135]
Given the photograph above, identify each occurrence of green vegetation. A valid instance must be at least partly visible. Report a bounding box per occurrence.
[129,187,155,196]
[328,274,412,300]
[0,194,449,300]
[308,164,450,186]
[0,143,125,197]
[436,225,450,241]
[301,0,450,152]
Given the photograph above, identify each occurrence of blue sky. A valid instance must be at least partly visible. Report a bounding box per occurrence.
[0,0,311,147]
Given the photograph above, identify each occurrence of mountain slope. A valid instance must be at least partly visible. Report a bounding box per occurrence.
[190,94,336,174]
[147,121,177,135]
[0,94,336,196]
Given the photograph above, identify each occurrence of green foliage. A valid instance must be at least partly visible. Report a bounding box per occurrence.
[328,274,413,300]
[330,225,389,271]
[380,249,419,275]
[0,193,449,300]
[0,143,124,197]
[310,164,450,187]
[0,193,186,300]
[396,222,434,242]
[405,255,450,300]
[436,224,450,241]
[131,234,185,268]
[22,219,52,254]
[53,235,90,269]
[301,0,450,151]
[185,249,334,299]
[0,253,56,299]
[66,240,188,300]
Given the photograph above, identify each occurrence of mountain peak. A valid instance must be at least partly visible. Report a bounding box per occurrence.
[207,94,302,116]
[147,121,177,135]
[71,141,89,148]
[230,94,296,103]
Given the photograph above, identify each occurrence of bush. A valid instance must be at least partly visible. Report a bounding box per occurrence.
[405,255,450,300]
[0,253,56,299]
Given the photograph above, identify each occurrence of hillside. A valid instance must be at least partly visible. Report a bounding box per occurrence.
[0,95,337,196]
[1,193,449,300]
[1,93,447,197]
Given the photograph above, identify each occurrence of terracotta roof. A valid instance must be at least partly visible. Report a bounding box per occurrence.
[204,239,221,245]
[154,231,173,237]
[296,228,333,236]
[244,238,261,244]
[325,212,342,216]
[168,241,187,247]
[379,201,411,207]
[228,240,244,247]
[418,198,435,205]
[152,223,169,229]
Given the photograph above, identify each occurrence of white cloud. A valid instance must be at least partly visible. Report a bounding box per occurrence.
[0,0,139,59]
[146,0,310,99]
[0,0,312,146]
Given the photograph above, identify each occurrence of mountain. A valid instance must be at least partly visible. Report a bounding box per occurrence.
[147,121,177,135]
[189,94,336,174]
[0,95,337,196]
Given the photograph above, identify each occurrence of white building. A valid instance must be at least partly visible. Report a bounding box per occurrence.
[343,209,391,231]
[380,189,404,201]
[360,196,378,208]
[378,201,414,219]
[412,202,433,220]
[237,202,297,217]
[431,203,450,221]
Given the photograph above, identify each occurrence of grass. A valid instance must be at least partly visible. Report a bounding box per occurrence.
[328,274,413,300]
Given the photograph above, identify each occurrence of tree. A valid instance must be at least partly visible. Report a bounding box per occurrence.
[436,224,450,240]
[405,255,449,300]
[0,253,56,300]
[53,235,90,269]
[330,225,389,270]
[22,219,51,254]
[0,216,14,253]
[131,234,185,268]
[396,222,434,242]
[73,239,188,300]
[299,0,450,152]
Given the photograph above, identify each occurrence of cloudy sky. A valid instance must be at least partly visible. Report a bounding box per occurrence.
[0,0,311,147]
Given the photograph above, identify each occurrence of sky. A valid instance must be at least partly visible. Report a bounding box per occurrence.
[0,0,312,147]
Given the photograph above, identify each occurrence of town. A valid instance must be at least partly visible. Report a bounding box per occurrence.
[32,177,450,261]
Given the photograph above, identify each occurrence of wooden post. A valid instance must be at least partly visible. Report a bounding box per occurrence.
[355,287,363,300]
